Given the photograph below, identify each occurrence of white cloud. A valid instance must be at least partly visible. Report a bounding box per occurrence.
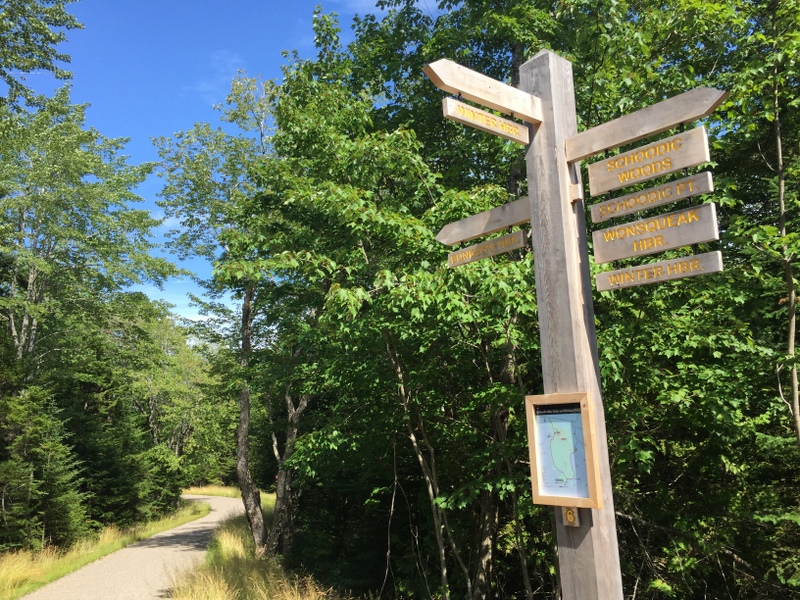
[330,0,386,13]
[186,49,246,106]
[131,280,206,321]
[155,215,182,232]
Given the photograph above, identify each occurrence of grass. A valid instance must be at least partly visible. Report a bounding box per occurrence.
[1,486,319,600]
[170,508,356,600]
[184,485,243,498]
[184,485,276,513]
[0,499,211,600]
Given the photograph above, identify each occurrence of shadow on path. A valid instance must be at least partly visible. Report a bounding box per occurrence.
[21,494,244,600]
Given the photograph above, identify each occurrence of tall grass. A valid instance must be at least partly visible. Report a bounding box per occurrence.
[184,485,243,498]
[184,485,276,514]
[0,500,210,600]
[170,510,356,600]
[2,487,337,600]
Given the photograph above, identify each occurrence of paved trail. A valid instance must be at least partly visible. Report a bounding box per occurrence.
[22,494,244,600]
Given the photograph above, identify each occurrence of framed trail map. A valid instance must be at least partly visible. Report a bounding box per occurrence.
[525,392,603,509]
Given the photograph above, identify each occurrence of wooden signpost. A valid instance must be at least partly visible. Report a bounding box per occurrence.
[424,51,728,600]
[435,197,529,245]
[592,203,719,264]
[588,127,710,196]
[442,98,530,144]
[447,229,526,267]
[423,58,543,123]
[565,87,727,162]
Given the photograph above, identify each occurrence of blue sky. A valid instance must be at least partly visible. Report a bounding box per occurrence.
[50,0,388,319]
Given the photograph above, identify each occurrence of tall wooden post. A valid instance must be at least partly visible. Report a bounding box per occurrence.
[520,49,624,599]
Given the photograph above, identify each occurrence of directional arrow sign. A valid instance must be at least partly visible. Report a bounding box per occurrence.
[423,59,543,124]
[595,251,723,292]
[436,197,529,245]
[443,98,530,144]
[565,87,728,163]
[591,172,713,223]
[592,203,719,264]
[447,230,527,268]
[587,127,710,196]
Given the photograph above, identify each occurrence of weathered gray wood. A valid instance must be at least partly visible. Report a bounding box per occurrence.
[436,197,529,245]
[592,203,719,264]
[423,58,543,124]
[521,49,624,600]
[595,251,723,292]
[566,87,728,162]
[588,127,710,196]
[442,98,530,144]
[447,230,526,267]
[591,172,713,223]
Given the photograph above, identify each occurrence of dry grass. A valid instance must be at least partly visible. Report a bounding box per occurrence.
[0,549,60,600]
[171,571,239,600]
[170,510,354,600]
[184,485,276,514]
[0,500,210,600]
[185,485,243,498]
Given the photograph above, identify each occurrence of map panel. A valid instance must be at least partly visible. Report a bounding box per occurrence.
[534,404,589,499]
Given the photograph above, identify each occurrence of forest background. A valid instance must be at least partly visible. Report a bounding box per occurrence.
[1,0,799,599]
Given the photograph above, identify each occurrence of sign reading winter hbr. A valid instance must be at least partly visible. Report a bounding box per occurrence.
[587,127,710,197]
[442,98,530,145]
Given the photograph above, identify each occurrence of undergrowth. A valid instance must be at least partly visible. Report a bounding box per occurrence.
[170,511,358,600]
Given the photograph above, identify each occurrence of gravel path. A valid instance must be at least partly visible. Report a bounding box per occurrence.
[22,494,244,600]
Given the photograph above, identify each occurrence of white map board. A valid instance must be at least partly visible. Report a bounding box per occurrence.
[534,404,590,498]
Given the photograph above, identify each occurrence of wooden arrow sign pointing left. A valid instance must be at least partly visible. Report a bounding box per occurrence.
[423,59,543,124]
[436,197,529,246]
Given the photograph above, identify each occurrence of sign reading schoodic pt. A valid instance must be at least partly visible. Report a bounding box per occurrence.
[591,172,713,223]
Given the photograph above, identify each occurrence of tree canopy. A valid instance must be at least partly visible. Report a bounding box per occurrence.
[0,0,81,106]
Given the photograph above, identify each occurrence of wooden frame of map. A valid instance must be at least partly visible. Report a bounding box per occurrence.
[524,392,603,509]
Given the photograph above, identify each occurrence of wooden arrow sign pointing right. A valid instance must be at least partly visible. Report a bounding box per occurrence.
[423,59,543,124]
[566,87,728,162]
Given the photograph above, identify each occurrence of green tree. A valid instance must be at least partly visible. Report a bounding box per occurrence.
[146,2,800,597]
[0,87,173,373]
[0,87,190,546]
[45,293,201,525]
[0,386,87,550]
[714,0,800,451]
[0,0,81,106]
[273,2,800,597]
[239,12,548,597]
[155,77,274,552]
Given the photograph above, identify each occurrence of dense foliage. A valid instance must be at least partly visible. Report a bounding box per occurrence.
[0,5,236,552]
[2,1,800,599]
[192,2,796,598]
